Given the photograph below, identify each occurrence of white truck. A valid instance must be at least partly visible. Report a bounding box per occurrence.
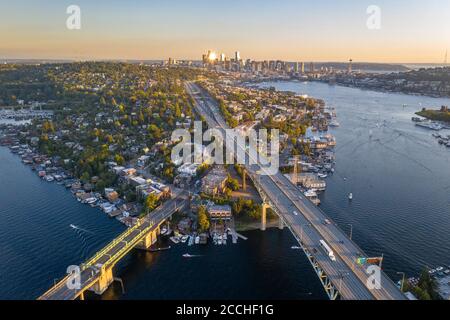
[319,240,336,262]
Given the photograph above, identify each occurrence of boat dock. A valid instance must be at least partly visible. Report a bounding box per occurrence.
[234,232,248,241]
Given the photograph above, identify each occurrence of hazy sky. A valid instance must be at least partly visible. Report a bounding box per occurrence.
[1,0,449,63]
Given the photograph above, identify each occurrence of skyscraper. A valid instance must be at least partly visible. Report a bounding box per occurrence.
[235,51,241,62]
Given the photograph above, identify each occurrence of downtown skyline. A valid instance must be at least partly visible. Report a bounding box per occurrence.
[1,0,450,63]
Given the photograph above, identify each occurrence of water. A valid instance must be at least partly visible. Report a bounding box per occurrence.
[96,231,326,300]
[0,147,326,300]
[258,81,450,277]
[1,81,449,299]
[0,148,126,300]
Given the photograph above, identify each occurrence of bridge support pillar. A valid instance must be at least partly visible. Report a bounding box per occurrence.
[242,169,247,191]
[90,267,114,295]
[261,203,270,231]
[278,217,284,230]
[136,228,159,250]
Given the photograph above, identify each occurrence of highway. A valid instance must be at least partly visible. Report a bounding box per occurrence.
[186,82,406,300]
[39,190,189,300]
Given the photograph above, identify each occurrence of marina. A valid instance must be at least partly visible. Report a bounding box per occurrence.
[412,116,450,148]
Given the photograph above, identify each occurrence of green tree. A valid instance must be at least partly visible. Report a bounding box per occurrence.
[417,268,440,300]
[197,206,210,232]
[80,171,91,183]
[145,193,159,212]
[42,120,55,133]
[114,154,125,165]
[226,175,240,191]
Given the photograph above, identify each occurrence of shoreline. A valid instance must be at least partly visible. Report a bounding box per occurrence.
[246,78,450,99]
[0,141,139,228]
[416,110,450,124]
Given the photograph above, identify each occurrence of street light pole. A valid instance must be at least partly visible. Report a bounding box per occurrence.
[397,272,406,292]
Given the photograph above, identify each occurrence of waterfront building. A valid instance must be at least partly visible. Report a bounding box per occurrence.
[208,205,233,221]
[201,166,228,196]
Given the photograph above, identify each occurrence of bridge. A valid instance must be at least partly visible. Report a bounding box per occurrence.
[39,190,189,300]
[186,82,406,300]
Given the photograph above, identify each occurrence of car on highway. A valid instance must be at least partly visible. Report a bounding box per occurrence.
[323,219,332,225]
[293,211,299,216]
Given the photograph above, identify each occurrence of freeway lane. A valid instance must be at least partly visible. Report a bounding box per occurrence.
[186,82,405,300]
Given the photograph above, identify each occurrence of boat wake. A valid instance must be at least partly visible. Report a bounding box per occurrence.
[70,224,94,234]
[183,254,203,258]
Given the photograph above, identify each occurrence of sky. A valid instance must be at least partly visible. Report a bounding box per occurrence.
[1,0,449,63]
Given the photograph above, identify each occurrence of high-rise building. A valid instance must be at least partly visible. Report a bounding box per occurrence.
[310,62,315,73]
[301,62,305,73]
[235,51,241,62]
[294,62,299,73]
[207,50,217,62]
[220,53,226,62]
[348,59,353,73]
[285,63,291,73]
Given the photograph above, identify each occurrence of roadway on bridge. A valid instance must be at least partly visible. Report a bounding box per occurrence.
[186,82,405,300]
[39,189,189,300]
